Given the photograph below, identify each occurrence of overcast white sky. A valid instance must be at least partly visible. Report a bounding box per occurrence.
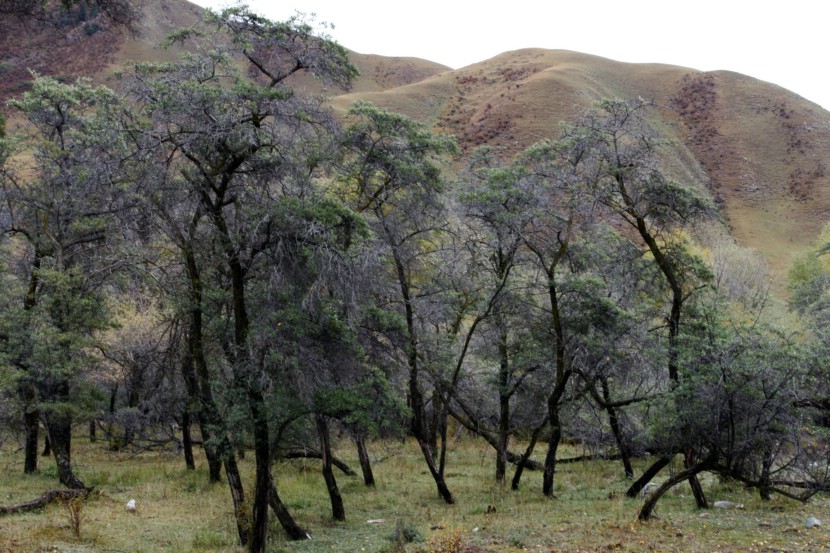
[192,0,830,110]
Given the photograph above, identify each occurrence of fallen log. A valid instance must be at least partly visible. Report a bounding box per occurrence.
[283,450,356,476]
[557,452,623,464]
[0,488,90,516]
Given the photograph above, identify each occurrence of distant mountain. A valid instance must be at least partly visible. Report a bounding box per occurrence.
[3,0,829,287]
[330,48,830,284]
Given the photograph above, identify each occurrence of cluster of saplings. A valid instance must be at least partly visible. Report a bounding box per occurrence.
[1,6,829,553]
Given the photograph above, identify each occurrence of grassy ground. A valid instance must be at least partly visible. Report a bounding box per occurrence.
[0,434,828,552]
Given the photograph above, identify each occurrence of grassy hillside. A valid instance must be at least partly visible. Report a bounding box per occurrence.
[330,49,830,288]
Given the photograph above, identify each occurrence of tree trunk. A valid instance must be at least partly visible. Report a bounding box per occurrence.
[268,473,309,540]
[45,414,85,490]
[183,242,223,482]
[417,436,454,503]
[24,408,39,474]
[354,433,375,487]
[88,419,96,443]
[317,416,345,521]
[0,488,89,516]
[542,408,562,497]
[428,400,440,461]
[394,247,454,505]
[511,418,547,490]
[248,395,271,553]
[181,410,195,470]
[685,448,708,508]
[600,376,633,478]
[626,454,672,498]
[42,434,51,457]
[496,311,510,483]
[639,462,708,520]
[221,442,249,546]
[542,269,571,498]
[759,447,773,501]
[283,450,356,475]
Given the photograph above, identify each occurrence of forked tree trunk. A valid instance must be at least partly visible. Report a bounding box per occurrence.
[317,416,345,521]
[391,247,454,504]
[685,448,708,508]
[511,417,547,490]
[45,414,85,490]
[639,463,708,520]
[204,429,222,482]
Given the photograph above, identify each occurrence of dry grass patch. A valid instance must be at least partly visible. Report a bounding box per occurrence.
[1,436,828,552]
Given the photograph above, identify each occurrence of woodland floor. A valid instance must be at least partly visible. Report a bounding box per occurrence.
[0,433,828,552]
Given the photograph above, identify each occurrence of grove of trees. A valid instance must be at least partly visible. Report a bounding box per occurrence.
[1,6,828,553]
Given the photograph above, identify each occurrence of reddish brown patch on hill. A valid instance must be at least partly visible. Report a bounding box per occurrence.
[437,62,549,152]
[0,11,124,102]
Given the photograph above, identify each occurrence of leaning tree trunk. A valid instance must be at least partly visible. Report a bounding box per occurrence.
[317,416,345,521]
[268,473,309,540]
[396,249,454,505]
[221,442,248,546]
[626,454,673,497]
[354,432,375,487]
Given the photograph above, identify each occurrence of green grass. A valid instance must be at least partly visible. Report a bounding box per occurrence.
[1,436,828,552]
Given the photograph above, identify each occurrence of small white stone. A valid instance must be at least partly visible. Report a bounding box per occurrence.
[126,499,136,512]
[807,517,822,528]
[713,500,744,509]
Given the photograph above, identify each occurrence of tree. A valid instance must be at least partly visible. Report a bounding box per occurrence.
[337,100,459,504]
[567,98,713,504]
[0,75,132,488]
[638,298,815,519]
[123,7,357,550]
